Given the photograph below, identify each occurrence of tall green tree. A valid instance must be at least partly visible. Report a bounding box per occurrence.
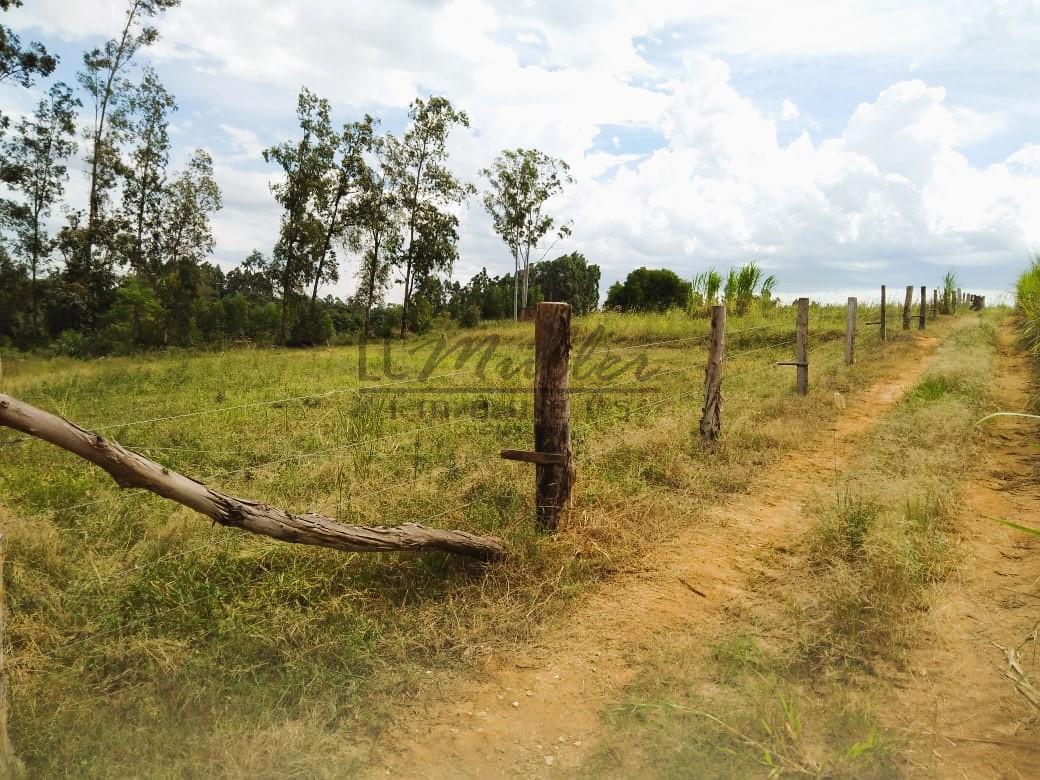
[157,148,221,343]
[386,96,473,337]
[121,66,176,275]
[481,148,573,319]
[1,82,79,339]
[353,134,400,339]
[264,87,333,342]
[309,114,375,308]
[77,0,180,281]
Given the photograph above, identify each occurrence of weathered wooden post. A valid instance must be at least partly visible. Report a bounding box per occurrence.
[500,302,574,532]
[903,285,913,330]
[796,298,809,394]
[932,288,938,318]
[955,288,961,313]
[918,285,927,330]
[880,285,887,341]
[699,305,726,445]
[844,297,857,365]
[776,298,810,394]
[0,533,14,776]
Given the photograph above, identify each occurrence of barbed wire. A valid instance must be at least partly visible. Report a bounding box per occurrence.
[4,326,883,670]
[0,334,801,529]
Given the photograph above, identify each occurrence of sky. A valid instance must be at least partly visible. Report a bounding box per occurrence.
[4,0,1039,302]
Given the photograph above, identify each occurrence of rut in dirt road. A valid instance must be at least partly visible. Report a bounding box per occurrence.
[368,330,954,778]
[892,325,1040,778]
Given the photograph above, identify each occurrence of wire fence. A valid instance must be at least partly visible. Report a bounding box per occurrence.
[0,305,923,668]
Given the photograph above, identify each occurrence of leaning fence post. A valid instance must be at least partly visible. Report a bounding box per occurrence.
[918,285,927,330]
[903,285,913,330]
[844,297,857,365]
[534,302,573,532]
[699,304,726,445]
[796,297,809,395]
[880,285,887,341]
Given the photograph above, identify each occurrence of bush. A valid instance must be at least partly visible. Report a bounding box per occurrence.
[605,267,693,312]
[53,329,92,358]
[459,302,481,328]
[287,305,334,346]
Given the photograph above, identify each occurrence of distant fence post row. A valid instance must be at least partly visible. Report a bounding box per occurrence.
[512,285,989,530]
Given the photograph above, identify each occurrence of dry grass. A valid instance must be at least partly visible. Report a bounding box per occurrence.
[582,313,1003,778]
[0,303,936,776]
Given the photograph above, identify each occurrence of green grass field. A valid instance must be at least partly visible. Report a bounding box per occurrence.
[0,301,953,776]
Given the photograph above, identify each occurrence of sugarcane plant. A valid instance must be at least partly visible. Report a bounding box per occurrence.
[942,270,958,314]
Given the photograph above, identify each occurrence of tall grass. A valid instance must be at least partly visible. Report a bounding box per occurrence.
[692,262,775,316]
[1015,253,1040,351]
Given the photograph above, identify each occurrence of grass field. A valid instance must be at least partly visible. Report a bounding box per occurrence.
[0,301,959,776]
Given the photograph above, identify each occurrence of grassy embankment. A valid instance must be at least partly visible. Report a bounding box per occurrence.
[584,311,1004,778]
[1,301,942,775]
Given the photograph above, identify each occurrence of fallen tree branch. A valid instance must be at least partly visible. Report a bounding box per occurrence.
[0,394,506,562]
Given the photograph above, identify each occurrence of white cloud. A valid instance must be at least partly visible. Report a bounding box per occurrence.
[2,0,1038,296]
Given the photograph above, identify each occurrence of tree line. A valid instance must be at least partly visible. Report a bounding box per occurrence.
[0,0,585,354]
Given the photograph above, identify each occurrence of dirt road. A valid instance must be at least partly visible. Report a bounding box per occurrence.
[368,330,955,778]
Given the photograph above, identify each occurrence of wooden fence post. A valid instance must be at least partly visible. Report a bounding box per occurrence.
[0,534,20,777]
[880,285,887,342]
[534,302,574,532]
[932,288,938,317]
[796,297,809,395]
[918,285,927,330]
[955,288,961,313]
[903,285,913,330]
[699,304,726,445]
[844,297,857,365]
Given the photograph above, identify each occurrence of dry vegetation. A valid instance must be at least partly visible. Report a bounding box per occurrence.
[583,313,1003,778]
[0,301,963,775]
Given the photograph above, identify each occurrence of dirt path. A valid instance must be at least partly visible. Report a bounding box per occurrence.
[891,325,1040,778]
[367,330,953,779]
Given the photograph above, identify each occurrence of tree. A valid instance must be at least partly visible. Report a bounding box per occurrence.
[0,0,57,130]
[309,115,375,308]
[121,66,176,275]
[156,148,221,343]
[530,251,599,315]
[481,148,573,319]
[1,82,79,339]
[353,135,400,340]
[605,267,692,312]
[77,0,180,282]
[264,87,332,342]
[386,96,473,337]
[225,250,274,301]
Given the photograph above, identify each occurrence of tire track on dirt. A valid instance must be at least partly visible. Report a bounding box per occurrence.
[891,324,1040,778]
[367,330,952,779]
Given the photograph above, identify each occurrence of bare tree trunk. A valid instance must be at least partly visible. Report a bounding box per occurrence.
[512,252,519,320]
[0,394,506,562]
